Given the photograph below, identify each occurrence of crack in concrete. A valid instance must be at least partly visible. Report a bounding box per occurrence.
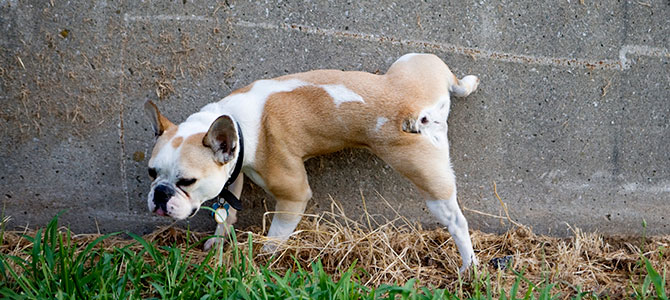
[121,14,670,72]
[123,14,214,22]
[231,20,606,70]
[619,45,670,70]
[236,20,670,71]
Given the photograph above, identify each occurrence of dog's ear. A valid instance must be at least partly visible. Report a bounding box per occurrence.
[203,115,238,164]
[144,100,175,137]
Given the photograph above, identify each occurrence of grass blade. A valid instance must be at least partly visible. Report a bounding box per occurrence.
[643,256,667,300]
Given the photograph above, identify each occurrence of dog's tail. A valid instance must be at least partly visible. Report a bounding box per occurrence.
[448,74,480,98]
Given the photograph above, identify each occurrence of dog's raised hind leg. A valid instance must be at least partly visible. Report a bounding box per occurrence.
[426,192,477,273]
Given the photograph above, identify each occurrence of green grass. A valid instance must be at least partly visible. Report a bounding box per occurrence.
[0,215,666,300]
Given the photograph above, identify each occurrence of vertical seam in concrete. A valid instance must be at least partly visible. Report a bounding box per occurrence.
[611,0,629,185]
[118,16,130,211]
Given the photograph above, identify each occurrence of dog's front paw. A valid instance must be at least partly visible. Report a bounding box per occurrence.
[204,237,223,250]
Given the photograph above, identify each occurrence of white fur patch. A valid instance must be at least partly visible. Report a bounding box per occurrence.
[394,53,421,64]
[375,117,388,132]
[320,84,365,108]
[416,95,451,148]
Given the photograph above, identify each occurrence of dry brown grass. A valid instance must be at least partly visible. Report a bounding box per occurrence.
[1,205,668,298]
[246,202,669,298]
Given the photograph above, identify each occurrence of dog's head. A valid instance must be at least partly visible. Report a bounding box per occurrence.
[143,101,240,220]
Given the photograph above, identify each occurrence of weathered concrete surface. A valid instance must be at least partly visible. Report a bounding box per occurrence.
[1,1,668,236]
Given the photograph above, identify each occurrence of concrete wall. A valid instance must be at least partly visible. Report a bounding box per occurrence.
[1,1,668,236]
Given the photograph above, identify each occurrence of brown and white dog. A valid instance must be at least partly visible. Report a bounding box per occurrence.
[144,53,480,272]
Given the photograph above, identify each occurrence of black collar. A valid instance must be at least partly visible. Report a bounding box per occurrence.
[210,120,244,211]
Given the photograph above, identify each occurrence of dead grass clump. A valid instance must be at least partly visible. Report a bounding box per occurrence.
[242,204,667,297]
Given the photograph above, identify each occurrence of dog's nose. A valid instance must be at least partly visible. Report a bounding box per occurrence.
[153,184,174,213]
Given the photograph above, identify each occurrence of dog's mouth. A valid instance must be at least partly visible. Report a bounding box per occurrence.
[154,207,168,216]
[151,202,198,219]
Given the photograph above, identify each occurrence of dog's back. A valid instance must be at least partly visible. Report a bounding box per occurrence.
[239,53,456,160]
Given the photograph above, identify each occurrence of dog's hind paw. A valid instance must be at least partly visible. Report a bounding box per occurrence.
[459,255,479,274]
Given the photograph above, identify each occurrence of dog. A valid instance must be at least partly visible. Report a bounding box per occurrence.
[144,53,480,272]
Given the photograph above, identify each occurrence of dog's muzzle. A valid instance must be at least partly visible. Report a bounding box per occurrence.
[153,184,175,216]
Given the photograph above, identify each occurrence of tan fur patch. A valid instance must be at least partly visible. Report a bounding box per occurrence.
[171,136,183,148]
[176,133,222,178]
[162,126,177,140]
[159,115,175,133]
[181,133,209,167]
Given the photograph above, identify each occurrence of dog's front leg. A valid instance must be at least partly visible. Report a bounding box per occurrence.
[204,208,238,250]
[205,222,228,250]
[204,175,243,250]
[262,162,312,252]
[264,198,309,252]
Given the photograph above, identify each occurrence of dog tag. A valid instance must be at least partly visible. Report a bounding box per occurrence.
[214,207,228,224]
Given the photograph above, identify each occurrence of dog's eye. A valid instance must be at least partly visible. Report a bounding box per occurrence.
[148,168,157,179]
[177,178,197,187]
